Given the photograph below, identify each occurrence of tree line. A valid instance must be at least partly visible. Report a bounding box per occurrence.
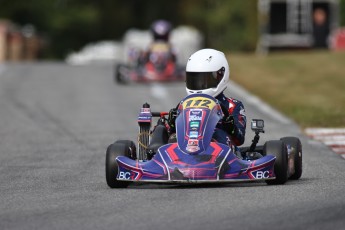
[0,0,344,59]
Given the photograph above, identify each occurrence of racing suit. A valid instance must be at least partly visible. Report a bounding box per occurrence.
[214,92,246,146]
[169,92,246,147]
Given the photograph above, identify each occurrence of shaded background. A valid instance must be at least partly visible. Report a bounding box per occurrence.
[0,0,270,59]
[1,0,345,59]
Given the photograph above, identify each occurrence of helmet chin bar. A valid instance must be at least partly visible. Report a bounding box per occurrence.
[190,91,203,94]
[187,87,220,97]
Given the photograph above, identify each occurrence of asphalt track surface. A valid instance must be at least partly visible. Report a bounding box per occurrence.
[0,62,344,230]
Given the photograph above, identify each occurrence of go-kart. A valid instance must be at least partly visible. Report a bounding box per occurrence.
[115,44,185,84]
[106,94,302,188]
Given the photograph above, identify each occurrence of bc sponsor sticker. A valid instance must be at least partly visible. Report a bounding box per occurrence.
[117,169,139,180]
[252,170,270,179]
[118,171,131,180]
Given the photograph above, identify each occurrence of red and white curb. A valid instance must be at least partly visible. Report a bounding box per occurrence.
[305,128,345,160]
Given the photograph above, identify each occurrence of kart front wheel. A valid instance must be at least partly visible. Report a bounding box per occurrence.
[280,137,302,180]
[115,64,129,84]
[264,140,288,185]
[105,142,131,188]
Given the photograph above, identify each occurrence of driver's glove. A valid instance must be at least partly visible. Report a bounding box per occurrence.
[168,108,178,133]
[222,115,235,136]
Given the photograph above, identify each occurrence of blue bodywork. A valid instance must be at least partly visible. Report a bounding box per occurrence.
[116,94,276,183]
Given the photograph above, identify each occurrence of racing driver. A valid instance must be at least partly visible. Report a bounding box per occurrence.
[138,19,177,65]
[168,48,246,147]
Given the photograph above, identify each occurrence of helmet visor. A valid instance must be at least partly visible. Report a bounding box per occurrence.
[186,72,220,90]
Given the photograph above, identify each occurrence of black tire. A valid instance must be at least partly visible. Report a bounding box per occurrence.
[105,143,131,188]
[115,64,129,84]
[280,137,302,180]
[264,140,288,185]
[116,140,137,160]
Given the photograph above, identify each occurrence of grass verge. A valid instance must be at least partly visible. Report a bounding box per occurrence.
[228,51,345,128]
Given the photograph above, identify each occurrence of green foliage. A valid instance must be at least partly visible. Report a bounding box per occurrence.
[3,0,345,58]
[179,0,258,51]
[0,0,191,58]
[341,0,345,26]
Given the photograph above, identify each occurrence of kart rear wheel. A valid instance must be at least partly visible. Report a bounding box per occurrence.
[280,137,302,180]
[264,140,288,185]
[105,142,131,188]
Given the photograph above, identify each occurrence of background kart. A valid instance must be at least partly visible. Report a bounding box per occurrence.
[105,94,303,188]
[115,44,185,84]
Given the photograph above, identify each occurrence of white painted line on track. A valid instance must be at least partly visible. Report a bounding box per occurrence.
[305,128,345,135]
[324,140,345,146]
[332,147,345,154]
[312,135,345,142]
[305,128,345,160]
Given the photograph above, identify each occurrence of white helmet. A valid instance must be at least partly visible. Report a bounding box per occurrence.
[185,48,230,97]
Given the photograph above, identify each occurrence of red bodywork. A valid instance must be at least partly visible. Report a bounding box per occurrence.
[128,59,185,82]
